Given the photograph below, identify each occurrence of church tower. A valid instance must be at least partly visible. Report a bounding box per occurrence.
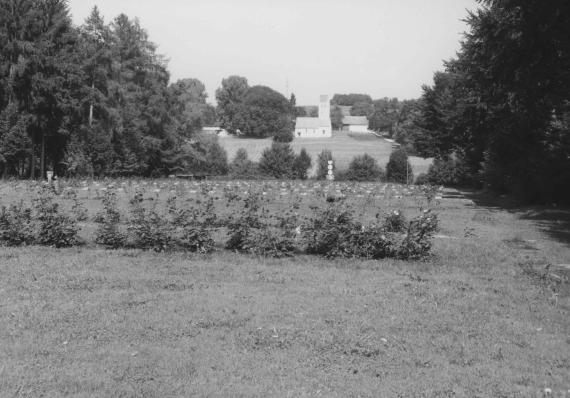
[318,95,330,121]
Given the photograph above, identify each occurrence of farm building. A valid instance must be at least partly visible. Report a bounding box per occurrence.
[201,126,229,137]
[342,116,369,133]
[294,95,332,138]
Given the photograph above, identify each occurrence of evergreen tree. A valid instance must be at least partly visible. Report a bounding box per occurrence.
[386,148,413,184]
[292,148,312,179]
[258,142,295,178]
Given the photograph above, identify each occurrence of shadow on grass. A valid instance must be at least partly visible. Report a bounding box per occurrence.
[461,189,570,247]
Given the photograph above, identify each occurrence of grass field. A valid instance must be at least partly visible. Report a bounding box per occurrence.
[219,131,433,178]
[1,180,569,397]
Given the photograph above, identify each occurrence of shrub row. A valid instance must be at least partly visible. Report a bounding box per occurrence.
[0,186,438,260]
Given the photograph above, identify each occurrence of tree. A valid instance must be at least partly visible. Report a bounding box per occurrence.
[179,134,228,175]
[386,148,413,184]
[416,0,570,202]
[230,148,258,179]
[292,148,312,179]
[168,78,214,138]
[258,142,295,178]
[369,97,401,134]
[215,76,249,134]
[345,154,384,182]
[331,94,372,106]
[350,101,374,118]
[234,85,293,139]
[330,105,344,131]
[0,0,82,179]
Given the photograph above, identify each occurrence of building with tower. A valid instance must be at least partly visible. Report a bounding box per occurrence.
[294,95,332,138]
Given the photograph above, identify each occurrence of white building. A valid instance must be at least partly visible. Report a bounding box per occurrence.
[294,95,332,138]
[201,126,229,137]
[342,116,369,133]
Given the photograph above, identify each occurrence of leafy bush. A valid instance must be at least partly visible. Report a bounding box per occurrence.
[181,134,229,175]
[0,202,35,246]
[170,187,216,253]
[225,190,264,251]
[301,197,437,260]
[425,153,472,187]
[95,189,127,248]
[272,126,294,143]
[229,148,261,179]
[225,190,299,257]
[393,210,438,259]
[386,148,413,184]
[345,153,384,181]
[258,142,295,178]
[316,150,334,180]
[127,190,175,252]
[382,210,407,232]
[33,186,79,248]
[292,148,312,180]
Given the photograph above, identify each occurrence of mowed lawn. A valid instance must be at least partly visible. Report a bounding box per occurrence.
[219,132,433,177]
[1,191,569,397]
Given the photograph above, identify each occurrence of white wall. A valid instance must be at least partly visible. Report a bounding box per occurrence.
[348,125,368,133]
[295,127,332,138]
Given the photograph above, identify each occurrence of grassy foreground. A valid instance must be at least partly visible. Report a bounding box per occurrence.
[1,194,569,397]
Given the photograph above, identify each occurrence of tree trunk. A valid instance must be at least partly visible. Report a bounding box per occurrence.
[89,82,94,127]
[40,131,45,179]
[30,134,36,179]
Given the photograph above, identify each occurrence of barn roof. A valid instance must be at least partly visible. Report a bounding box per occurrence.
[342,116,368,126]
[295,117,331,129]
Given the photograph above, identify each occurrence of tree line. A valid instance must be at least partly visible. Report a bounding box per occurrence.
[0,1,297,179]
[412,0,570,204]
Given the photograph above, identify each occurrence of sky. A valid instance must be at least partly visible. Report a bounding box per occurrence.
[68,0,478,105]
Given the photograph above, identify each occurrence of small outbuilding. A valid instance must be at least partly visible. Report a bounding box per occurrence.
[342,116,369,133]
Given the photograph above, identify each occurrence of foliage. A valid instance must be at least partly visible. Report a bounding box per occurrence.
[0,202,35,246]
[386,148,413,184]
[95,189,127,248]
[258,142,295,179]
[369,97,402,135]
[424,153,473,187]
[169,187,216,253]
[331,94,372,106]
[350,101,374,118]
[292,148,312,180]
[415,0,570,203]
[383,210,407,233]
[345,154,384,182]
[33,186,79,248]
[168,78,216,138]
[330,105,344,130]
[273,128,294,143]
[180,134,229,175]
[229,148,260,179]
[393,210,439,260]
[301,198,437,260]
[316,150,334,180]
[225,190,299,258]
[215,76,250,135]
[127,190,175,252]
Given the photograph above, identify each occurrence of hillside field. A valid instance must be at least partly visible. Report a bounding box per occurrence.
[219,132,433,177]
[1,179,569,397]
